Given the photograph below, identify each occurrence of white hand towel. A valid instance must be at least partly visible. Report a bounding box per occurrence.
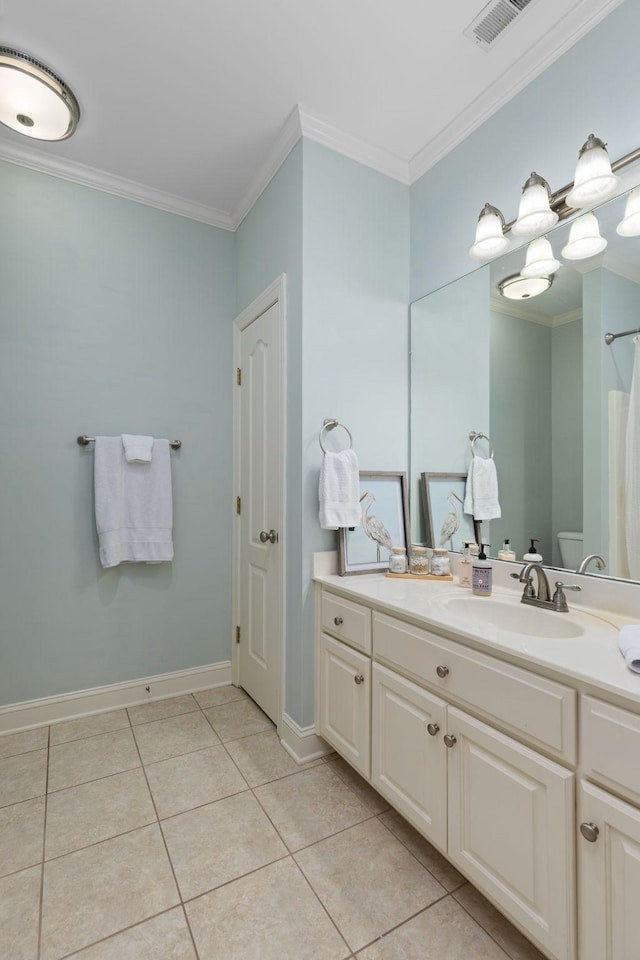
[95,437,173,568]
[122,434,154,463]
[618,625,640,673]
[319,450,362,530]
[464,456,501,520]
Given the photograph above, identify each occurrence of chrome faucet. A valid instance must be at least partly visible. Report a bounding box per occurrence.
[511,562,581,612]
[576,554,606,575]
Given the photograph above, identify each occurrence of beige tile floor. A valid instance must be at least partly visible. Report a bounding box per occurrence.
[0,685,547,960]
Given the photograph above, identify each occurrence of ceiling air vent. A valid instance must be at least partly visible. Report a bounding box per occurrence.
[464,0,538,52]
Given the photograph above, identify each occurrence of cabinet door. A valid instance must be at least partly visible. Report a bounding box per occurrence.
[371,663,447,850]
[447,707,575,960]
[579,780,640,960]
[318,633,371,778]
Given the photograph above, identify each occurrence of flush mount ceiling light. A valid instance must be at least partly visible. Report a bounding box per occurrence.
[0,46,80,140]
[469,203,511,259]
[498,273,553,300]
[616,186,640,237]
[561,211,607,261]
[469,133,640,261]
[512,172,558,237]
[520,237,561,279]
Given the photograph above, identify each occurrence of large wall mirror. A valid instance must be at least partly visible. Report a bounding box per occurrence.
[410,184,640,583]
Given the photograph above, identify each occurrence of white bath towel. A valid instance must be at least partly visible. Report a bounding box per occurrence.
[121,434,154,463]
[94,437,173,568]
[464,456,501,520]
[319,450,362,530]
[625,336,640,578]
[618,625,640,673]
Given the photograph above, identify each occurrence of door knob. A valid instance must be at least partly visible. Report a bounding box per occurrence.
[259,529,278,544]
[580,821,599,843]
[436,665,449,678]
[443,734,457,747]
[427,722,440,736]
[354,674,365,685]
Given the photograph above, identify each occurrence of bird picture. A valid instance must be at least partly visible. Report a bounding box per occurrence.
[439,489,463,551]
[360,490,393,561]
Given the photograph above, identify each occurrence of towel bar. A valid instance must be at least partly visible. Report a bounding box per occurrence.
[77,435,182,449]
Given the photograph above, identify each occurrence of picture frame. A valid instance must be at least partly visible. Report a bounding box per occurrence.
[421,472,475,553]
[338,471,410,575]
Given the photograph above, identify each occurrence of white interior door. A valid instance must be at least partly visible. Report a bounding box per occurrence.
[234,280,285,726]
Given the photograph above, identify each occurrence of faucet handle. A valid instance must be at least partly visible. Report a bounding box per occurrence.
[510,570,534,597]
[552,580,581,612]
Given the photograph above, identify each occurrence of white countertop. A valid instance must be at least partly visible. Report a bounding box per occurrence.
[315,569,640,712]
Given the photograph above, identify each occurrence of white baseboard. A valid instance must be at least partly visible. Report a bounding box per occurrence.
[0,661,232,734]
[279,711,332,764]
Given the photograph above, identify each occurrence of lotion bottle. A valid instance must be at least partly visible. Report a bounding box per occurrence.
[472,543,493,596]
[498,538,516,561]
[459,542,472,588]
[523,539,543,562]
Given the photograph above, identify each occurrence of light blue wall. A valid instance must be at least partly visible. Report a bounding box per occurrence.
[300,140,410,725]
[410,0,640,300]
[551,319,583,566]
[0,162,235,705]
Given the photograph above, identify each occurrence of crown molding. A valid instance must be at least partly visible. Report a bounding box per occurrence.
[0,139,234,230]
[230,105,303,229]
[408,0,623,184]
[491,297,582,327]
[298,107,410,186]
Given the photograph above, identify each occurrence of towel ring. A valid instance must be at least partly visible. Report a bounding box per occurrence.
[319,418,353,454]
[469,431,494,459]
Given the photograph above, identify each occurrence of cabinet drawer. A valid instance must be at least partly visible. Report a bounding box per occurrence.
[321,591,372,654]
[582,696,640,805]
[373,612,576,764]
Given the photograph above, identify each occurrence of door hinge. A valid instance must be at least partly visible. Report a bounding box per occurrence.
[236,625,241,644]
[236,367,242,386]
[236,496,241,515]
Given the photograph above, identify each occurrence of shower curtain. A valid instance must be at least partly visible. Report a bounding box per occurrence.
[625,336,640,578]
[609,390,629,578]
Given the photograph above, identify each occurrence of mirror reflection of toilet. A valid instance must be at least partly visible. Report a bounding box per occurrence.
[557,531,583,569]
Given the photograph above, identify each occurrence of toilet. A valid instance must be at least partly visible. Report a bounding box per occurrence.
[557,531,583,569]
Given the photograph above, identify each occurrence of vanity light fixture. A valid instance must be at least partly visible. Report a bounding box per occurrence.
[470,133,640,261]
[498,273,553,300]
[565,135,619,209]
[520,237,561,279]
[0,46,80,141]
[561,211,607,261]
[469,203,511,259]
[616,186,640,237]
[512,173,558,237]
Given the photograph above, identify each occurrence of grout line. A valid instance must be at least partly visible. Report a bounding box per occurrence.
[451,886,535,960]
[36,724,51,960]
[51,907,196,960]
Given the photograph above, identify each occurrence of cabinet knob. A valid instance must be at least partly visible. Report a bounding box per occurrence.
[333,616,344,626]
[443,734,457,748]
[436,665,449,678]
[580,821,600,843]
[426,722,440,736]
[354,674,365,685]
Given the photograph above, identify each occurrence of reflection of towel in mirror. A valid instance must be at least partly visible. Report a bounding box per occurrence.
[319,450,362,530]
[618,625,640,673]
[464,456,501,520]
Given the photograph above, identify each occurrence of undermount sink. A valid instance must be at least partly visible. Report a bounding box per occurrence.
[435,594,586,639]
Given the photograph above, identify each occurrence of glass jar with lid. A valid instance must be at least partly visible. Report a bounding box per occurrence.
[409,546,430,576]
[388,546,408,574]
[430,548,451,577]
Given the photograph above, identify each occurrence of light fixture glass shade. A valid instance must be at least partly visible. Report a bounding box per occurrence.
[520,237,562,279]
[512,173,559,237]
[499,273,553,300]
[566,135,619,208]
[616,186,640,237]
[561,212,607,260]
[0,47,79,140]
[469,203,511,259]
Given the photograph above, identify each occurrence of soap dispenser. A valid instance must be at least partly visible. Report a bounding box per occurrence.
[498,539,516,561]
[472,543,492,596]
[459,542,472,588]
[523,539,543,562]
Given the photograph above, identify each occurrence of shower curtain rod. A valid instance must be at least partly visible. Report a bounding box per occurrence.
[604,328,640,345]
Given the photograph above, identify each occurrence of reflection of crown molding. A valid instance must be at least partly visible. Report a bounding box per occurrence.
[601,253,640,286]
[408,0,623,183]
[0,139,234,229]
[490,297,581,328]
